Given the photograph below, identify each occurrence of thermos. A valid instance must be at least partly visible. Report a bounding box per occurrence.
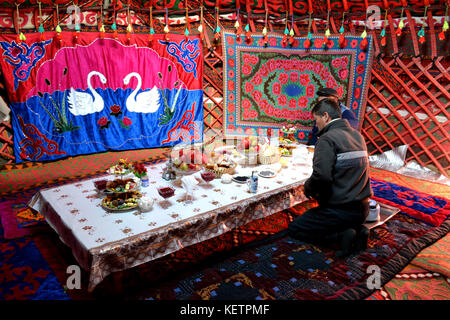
[247,171,258,193]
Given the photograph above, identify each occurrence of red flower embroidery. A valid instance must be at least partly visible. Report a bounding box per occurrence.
[245,81,255,92]
[249,55,259,65]
[358,52,366,62]
[341,56,349,67]
[251,90,262,103]
[354,87,361,99]
[338,68,348,80]
[288,98,297,110]
[299,73,310,86]
[351,39,358,48]
[357,64,365,74]
[252,74,262,85]
[356,76,363,85]
[110,104,121,114]
[227,103,235,114]
[272,83,281,95]
[242,98,252,109]
[242,64,252,76]
[269,37,277,47]
[228,93,235,101]
[277,95,288,106]
[332,58,341,69]
[228,80,235,91]
[227,47,234,56]
[290,72,299,83]
[298,96,308,107]
[306,84,315,98]
[122,117,132,126]
[98,117,108,126]
[278,73,289,84]
[228,69,235,78]
[228,58,235,68]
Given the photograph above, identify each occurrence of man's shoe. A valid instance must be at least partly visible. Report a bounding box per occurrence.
[355,226,370,252]
[336,228,356,258]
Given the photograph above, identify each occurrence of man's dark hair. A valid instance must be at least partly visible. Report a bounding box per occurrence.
[311,98,341,119]
[317,87,338,98]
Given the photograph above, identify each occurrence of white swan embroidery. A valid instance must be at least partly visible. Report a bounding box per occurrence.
[123,72,160,113]
[67,71,107,116]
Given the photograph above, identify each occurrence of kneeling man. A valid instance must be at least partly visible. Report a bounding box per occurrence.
[288,98,373,257]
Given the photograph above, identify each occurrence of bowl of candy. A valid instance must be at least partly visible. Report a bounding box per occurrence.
[93,179,108,192]
[157,187,175,199]
[200,171,216,183]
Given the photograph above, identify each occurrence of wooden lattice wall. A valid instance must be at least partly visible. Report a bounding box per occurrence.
[0,1,448,178]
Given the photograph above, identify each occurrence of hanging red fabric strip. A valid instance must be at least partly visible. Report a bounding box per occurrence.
[371,28,380,57]
[307,0,313,14]
[387,12,399,56]
[405,8,421,57]
[426,7,437,59]
[342,0,349,12]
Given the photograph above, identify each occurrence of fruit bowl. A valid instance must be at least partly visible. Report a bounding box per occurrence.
[157,187,175,199]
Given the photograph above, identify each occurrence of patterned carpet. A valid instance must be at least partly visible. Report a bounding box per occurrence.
[0,152,449,300]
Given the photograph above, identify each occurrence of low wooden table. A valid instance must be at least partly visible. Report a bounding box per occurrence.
[29,147,313,292]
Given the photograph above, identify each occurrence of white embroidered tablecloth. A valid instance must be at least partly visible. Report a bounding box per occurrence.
[29,145,313,292]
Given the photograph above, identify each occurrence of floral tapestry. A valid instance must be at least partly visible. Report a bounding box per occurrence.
[222,30,373,141]
[0,32,203,163]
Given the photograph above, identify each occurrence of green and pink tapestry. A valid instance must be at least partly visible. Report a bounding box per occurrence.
[0,32,203,163]
[222,30,373,141]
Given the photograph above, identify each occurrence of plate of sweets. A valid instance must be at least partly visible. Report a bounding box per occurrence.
[101,191,142,212]
[108,159,132,176]
[279,145,296,157]
[104,178,140,194]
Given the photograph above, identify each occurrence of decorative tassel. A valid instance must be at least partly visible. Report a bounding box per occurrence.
[396,21,403,37]
[380,10,388,47]
[39,25,45,41]
[198,6,204,40]
[438,11,448,41]
[164,25,170,41]
[73,23,80,42]
[37,1,45,41]
[288,28,294,44]
[418,6,428,44]
[17,32,26,42]
[112,22,118,39]
[127,23,133,41]
[99,24,105,38]
[360,30,368,50]
[149,27,155,42]
[55,4,62,42]
[261,26,268,46]
[234,9,241,37]
[214,7,221,41]
[324,28,330,47]
[184,1,190,39]
[339,33,345,47]
[303,32,312,48]
[56,25,62,41]
[245,23,251,40]
[164,8,170,41]
[148,6,154,43]
[380,28,386,47]
[418,27,425,44]
[339,12,345,47]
